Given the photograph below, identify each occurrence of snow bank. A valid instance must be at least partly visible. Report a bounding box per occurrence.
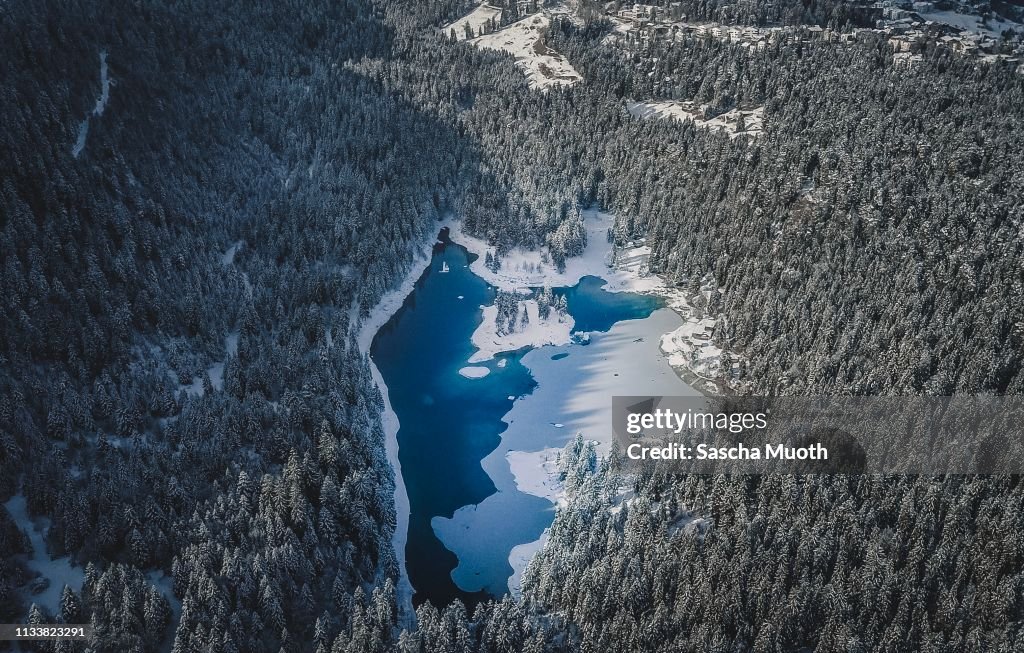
[627,100,764,138]
[507,448,564,505]
[357,228,440,627]
[508,529,548,598]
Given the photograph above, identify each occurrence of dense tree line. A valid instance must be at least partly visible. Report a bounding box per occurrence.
[3,0,1024,650]
[577,0,882,29]
[0,0,485,649]
[378,2,1024,651]
[521,451,1024,652]
[382,1,1024,397]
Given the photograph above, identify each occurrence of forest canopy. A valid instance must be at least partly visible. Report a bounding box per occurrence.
[1,0,1023,651]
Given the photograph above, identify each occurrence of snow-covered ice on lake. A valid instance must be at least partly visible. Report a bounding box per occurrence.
[436,307,699,596]
[458,366,491,379]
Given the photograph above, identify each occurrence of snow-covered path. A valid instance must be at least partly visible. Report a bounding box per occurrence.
[72,50,111,158]
[4,494,85,617]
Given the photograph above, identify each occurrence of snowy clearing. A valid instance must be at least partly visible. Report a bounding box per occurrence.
[174,331,238,397]
[627,99,764,138]
[221,240,242,265]
[4,494,84,617]
[918,10,1024,39]
[458,365,491,378]
[469,13,582,89]
[441,3,503,41]
[667,512,711,538]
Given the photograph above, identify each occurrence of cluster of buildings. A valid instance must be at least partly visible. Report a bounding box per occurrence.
[614,3,655,22]
[880,3,1021,42]
[606,5,835,51]
[602,0,1023,66]
[873,1,1024,65]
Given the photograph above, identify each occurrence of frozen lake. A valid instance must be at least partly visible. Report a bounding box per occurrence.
[371,228,693,607]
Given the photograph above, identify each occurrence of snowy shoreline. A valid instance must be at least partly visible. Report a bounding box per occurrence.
[366,209,735,606]
[448,209,733,390]
[357,228,440,626]
[445,210,721,595]
[468,300,574,363]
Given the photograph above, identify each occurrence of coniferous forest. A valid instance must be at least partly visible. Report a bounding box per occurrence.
[2,0,1023,651]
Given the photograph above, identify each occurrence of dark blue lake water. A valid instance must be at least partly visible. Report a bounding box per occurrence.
[558,275,665,333]
[371,230,661,608]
